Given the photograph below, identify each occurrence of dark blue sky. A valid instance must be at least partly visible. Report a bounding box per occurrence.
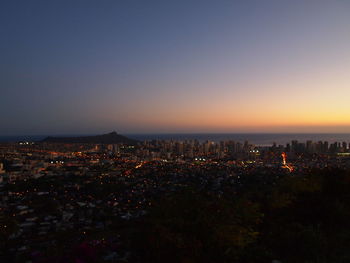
[2,0,350,135]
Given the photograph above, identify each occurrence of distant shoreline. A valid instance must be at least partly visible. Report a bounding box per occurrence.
[1,133,350,145]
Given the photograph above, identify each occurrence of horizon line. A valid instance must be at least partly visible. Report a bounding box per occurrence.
[1,131,350,137]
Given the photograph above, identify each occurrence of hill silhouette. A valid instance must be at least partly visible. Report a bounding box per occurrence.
[41,131,138,144]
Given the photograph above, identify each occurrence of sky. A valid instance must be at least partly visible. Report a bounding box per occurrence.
[1,0,350,135]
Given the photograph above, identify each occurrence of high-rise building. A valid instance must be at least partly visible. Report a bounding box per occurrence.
[306,140,313,153]
[291,140,298,152]
[342,142,347,151]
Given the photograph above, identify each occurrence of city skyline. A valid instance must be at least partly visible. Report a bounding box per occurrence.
[2,0,350,135]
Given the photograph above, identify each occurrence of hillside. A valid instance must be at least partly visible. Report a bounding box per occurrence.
[41,131,138,144]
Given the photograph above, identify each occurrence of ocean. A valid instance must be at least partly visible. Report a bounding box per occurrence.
[2,133,350,146]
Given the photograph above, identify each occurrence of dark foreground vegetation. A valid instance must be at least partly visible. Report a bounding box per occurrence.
[130,169,350,263]
[2,168,350,263]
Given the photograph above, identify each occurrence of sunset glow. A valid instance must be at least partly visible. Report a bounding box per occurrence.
[2,1,350,134]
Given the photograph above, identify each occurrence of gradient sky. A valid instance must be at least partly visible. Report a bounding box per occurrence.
[1,0,350,135]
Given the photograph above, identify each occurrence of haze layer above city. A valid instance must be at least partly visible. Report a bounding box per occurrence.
[2,0,350,135]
